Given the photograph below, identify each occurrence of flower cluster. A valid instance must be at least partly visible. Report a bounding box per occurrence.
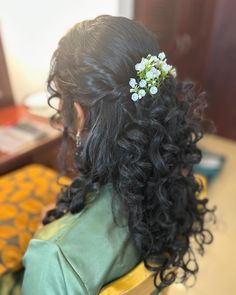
[129,52,177,101]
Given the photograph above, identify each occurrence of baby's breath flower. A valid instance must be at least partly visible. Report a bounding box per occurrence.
[162,64,172,73]
[150,55,158,63]
[158,52,166,60]
[138,89,146,98]
[135,63,145,71]
[129,78,137,88]
[146,71,154,79]
[131,93,139,101]
[139,79,147,88]
[151,67,156,73]
[150,86,158,95]
[151,67,161,78]
[129,52,176,101]
[141,58,149,65]
[170,68,177,78]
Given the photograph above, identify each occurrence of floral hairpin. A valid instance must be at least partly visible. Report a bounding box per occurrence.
[129,52,177,101]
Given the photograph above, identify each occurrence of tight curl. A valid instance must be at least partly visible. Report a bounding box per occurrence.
[43,15,216,292]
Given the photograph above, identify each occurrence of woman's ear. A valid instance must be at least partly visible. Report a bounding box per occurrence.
[74,101,85,131]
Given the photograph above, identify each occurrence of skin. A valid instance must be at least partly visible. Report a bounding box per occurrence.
[73,102,86,133]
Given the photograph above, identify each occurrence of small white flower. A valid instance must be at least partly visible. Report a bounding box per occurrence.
[141,58,149,65]
[129,78,137,88]
[150,86,158,95]
[138,89,146,98]
[139,79,147,88]
[135,63,145,71]
[154,59,160,66]
[130,53,174,101]
[158,52,166,60]
[151,67,161,78]
[162,63,172,73]
[150,67,156,73]
[131,93,139,101]
[170,67,177,78]
[146,71,154,79]
[150,55,158,63]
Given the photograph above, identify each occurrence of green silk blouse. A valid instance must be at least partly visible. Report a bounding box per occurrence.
[22,183,140,295]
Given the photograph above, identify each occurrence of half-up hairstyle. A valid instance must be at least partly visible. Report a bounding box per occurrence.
[44,15,216,292]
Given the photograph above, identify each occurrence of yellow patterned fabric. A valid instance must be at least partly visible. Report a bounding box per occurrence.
[0,164,70,276]
[0,167,207,294]
[99,262,156,295]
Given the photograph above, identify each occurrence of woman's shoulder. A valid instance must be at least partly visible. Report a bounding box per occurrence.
[23,183,140,294]
[33,182,118,243]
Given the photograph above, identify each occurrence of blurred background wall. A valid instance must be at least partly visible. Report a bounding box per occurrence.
[0,0,236,139]
[0,0,133,104]
[134,0,236,140]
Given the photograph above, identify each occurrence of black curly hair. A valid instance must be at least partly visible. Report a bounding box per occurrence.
[43,15,216,292]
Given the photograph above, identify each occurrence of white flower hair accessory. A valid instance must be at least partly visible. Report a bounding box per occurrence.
[129,52,177,101]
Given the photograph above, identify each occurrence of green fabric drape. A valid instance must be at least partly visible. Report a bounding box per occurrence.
[22,183,140,295]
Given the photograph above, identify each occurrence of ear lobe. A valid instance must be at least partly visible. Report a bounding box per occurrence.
[74,102,85,130]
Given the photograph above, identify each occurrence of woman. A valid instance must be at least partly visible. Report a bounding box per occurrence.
[22,15,215,294]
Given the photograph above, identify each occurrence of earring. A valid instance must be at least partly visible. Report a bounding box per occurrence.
[76,131,81,148]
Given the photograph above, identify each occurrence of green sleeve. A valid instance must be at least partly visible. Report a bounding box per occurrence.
[22,239,89,295]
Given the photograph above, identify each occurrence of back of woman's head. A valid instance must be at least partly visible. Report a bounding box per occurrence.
[44,15,216,292]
